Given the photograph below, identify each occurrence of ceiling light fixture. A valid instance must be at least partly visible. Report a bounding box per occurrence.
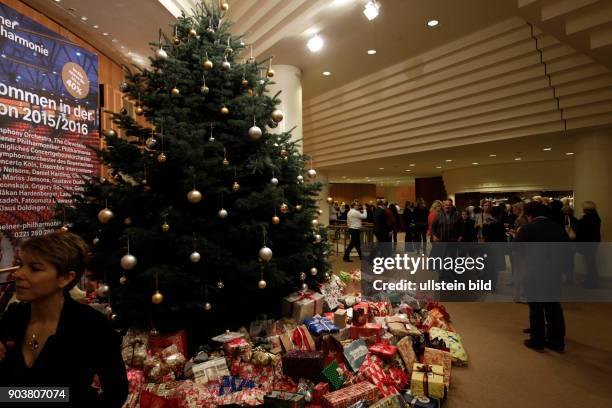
[543,147,552,151]
[80,16,88,21]
[409,163,415,166]
[489,154,497,157]
[363,0,380,21]
[566,152,574,156]
[92,24,99,29]
[379,167,384,170]
[307,34,323,52]
[322,71,331,76]
[472,162,479,165]
[405,169,411,172]
[514,157,522,161]
[367,49,376,55]
[427,19,439,27]
[436,166,442,169]
[445,159,452,162]
[102,32,109,36]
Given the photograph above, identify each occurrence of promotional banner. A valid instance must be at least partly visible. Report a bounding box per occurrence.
[0,3,99,269]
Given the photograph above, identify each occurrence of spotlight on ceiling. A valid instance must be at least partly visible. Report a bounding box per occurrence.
[427,19,439,27]
[307,34,323,52]
[367,49,377,55]
[322,71,331,76]
[363,0,380,21]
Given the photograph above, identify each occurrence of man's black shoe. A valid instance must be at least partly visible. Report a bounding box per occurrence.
[523,339,545,352]
[545,341,565,353]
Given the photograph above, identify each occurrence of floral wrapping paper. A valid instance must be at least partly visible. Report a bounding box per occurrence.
[388,366,409,392]
[282,290,325,322]
[428,328,468,366]
[422,348,451,388]
[396,337,417,375]
[368,301,391,317]
[127,368,146,394]
[236,357,282,392]
[223,337,251,356]
[322,381,380,408]
[358,353,399,397]
[320,275,345,311]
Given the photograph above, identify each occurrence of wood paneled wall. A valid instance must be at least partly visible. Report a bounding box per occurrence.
[415,177,447,209]
[329,183,376,205]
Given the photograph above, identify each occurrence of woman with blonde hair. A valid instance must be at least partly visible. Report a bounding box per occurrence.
[427,200,443,241]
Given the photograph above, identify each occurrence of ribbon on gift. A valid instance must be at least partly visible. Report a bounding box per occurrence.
[291,326,313,351]
[289,291,318,317]
[304,315,339,335]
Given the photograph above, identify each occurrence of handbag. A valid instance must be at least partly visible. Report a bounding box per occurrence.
[565,215,576,240]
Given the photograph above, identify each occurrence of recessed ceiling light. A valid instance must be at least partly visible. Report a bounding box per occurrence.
[409,163,415,166]
[436,166,442,169]
[342,176,347,178]
[54,0,61,3]
[404,169,411,172]
[367,49,376,55]
[472,162,479,165]
[102,32,109,36]
[445,159,452,162]
[92,24,99,29]
[307,34,323,52]
[543,147,552,151]
[379,167,384,170]
[112,38,118,43]
[427,19,439,27]
[80,16,88,21]
[514,157,522,161]
[566,152,574,156]
[489,154,497,157]
[363,0,380,21]
[322,71,331,76]
[120,45,125,49]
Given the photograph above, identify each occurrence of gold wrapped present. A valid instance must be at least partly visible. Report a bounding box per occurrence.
[410,363,445,400]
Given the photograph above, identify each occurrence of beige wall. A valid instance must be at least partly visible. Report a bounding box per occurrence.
[442,160,573,194]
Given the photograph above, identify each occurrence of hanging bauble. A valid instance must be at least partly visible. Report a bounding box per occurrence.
[135,106,144,116]
[124,217,133,225]
[156,48,168,60]
[96,283,110,297]
[104,305,113,316]
[280,203,289,214]
[325,272,330,281]
[209,135,215,142]
[327,197,334,204]
[121,253,137,270]
[98,208,114,223]
[171,87,180,96]
[301,283,308,291]
[258,279,267,289]
[295,204,303,212]
[307,168,317,178]
[204,302,212,310]
[188,28,197,37]
[206,27,215,35]
[268,120,278,129]
[232,181,240,192]
[300,272,306,281]
[270,177,279,186]
[103,129,117,137]
[190,251,201,263]
[241,78,249,87]
[247,89,254,96]
[162,222,170,232]
[157,153,167,163]
[60,225,69,232]
[119,275,127,285]
[248,125,262,140]
[111,313,118,321]
[93,237,100,245]
[150,328,159,336]
[222,158,230,166]
[217,281,224,289]
[145,137,157,148]
[152,291,164,304]
[272,215,280,225]
[220,106,230,115]
[310,267,318,276]
[173,36,180,45]
[120,107,128,116]
[200,85,210,95]
[280,149,288,159]
[187,189,203,203]
[271,109,284,123]
[221,1,229,11]
[120,81,129,92]
[314,234,322,243]
[267,68,275,78]
[218,208,228,219]
[297,175,304,183]
[259,246,273,262]
[203,59,214,70]
[311,219,319,228]
[317,209,323,215]
[222,58,231,70]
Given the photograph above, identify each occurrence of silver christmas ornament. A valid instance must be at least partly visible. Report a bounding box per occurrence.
[120,81,129,92]
[92,237,100,245]
[120,254,137,270]
[217,281,224,289]
[96,283,110,297]
[314,234,322,243]
[297,175,304,183]
[301,283,308,291]
[222,59,231,70]
[204,302,212,310]
[145,137,157,148]
[259,246,273,262]
[311,219,319,228]
[300,272,306,281]
[248,125,262,140]
[156,48,168,60]
[218,208,228,219]
[200,85,210,95]
[307,168,317,178]
[270,177,279,186]
[98,208,114,223]
[190,251,201,263]
[310,267,318,276]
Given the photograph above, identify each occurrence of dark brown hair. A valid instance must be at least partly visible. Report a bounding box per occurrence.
[20,231,90,292]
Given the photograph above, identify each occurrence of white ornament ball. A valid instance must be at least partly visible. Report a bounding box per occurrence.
[259,246,273,262]
[156,48,168,60]
[301,283,308,291]
[97,283,110,297]
[300,272,306,281]
[218,208,228,219]
[310,267,318,276]
[311,219,319,228]
[248,125,262,140]
[120,254,137,270]
[217,281,224,289]
[258,279,267,289]
[307,168,317,178]
[92,237,100,245]
[204,302,212,311]
[297,175,304,183]
[190,251,201,263]
[200,85,210,95]
[187,189,203,203]
[222,60,231,70]
[314,234,322,243]
[270,177,279,186]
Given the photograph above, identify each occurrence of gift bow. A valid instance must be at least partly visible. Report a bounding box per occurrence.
[414,364,433,373]
[289,291,319,316]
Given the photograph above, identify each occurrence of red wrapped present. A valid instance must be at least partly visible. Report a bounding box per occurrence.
[352,303,369,326]
[312,382,330,404]
[224,337,250,355]
[140,382,182,408]
[127,368,146,394]
[388,366,409,391]
[292,325,316,351]
[426,302,450,322]
[275,376,299,393]
[282,350,324,381]
[349,323,382,342]
[358,354,399,397]
[368,342,398,359]
[368,301,390,317]
[322,381,380,408]
[149,330,188,358]
[237,358,282,392]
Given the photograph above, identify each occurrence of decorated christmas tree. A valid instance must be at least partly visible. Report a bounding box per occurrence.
[67,1,329,340]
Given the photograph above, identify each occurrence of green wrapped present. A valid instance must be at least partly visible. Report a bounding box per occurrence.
[322,361,345,390]
[428,327,468,366]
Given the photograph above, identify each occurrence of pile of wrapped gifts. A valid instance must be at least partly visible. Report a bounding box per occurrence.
[121,271,468,408]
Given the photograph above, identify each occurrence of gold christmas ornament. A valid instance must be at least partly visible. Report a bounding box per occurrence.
[301,283,308,291]
[188,28,197,37]
[247,89,254,96]
[223,158,230,166]
[152,291,164,304]
[162,222,170,232]
[60,225,69,232]
[135,106,144,116]
[98,208,114,223]
[96,283,110,297]
[314,234,322,243]
[258,279,267,289]
[201,85,210,94]
[111,313,118,321]
[280,203,289,214]
[103,129,117,137]
[145,137,157,148]
[173,36,180,45]
[310,267,318,276]
[157,153,167,163]
[203,59,214,70]
[220,105,229,115]
[171,87,180,96]
[232,181,240,192]
[280,149,288,158]
[221,1,229,11]
[206,27,215,35]
[311,219,319,228]
[124,217,133,225]
[121,254,137,270]
[156,48,168,60]
[271,109,284,123]
[272,215,280,225]
[300,272,306,281]
[241,78,249,87]
[190,251,201,263]
[317,209,323,215]
[267,68,275,78]
[204,302,212,310]
[119,275,127,285]
[327,197,333,204]
[295,204,303,212]
[187,189,203,203]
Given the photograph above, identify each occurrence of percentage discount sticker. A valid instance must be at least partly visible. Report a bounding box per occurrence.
[61,62,89,99]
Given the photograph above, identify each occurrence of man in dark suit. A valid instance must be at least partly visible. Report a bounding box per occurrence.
[514,201,568,352]
[370,199,391,258]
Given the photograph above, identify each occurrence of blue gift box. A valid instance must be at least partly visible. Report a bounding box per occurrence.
[303,315,339,336]
[218,375,256,396]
